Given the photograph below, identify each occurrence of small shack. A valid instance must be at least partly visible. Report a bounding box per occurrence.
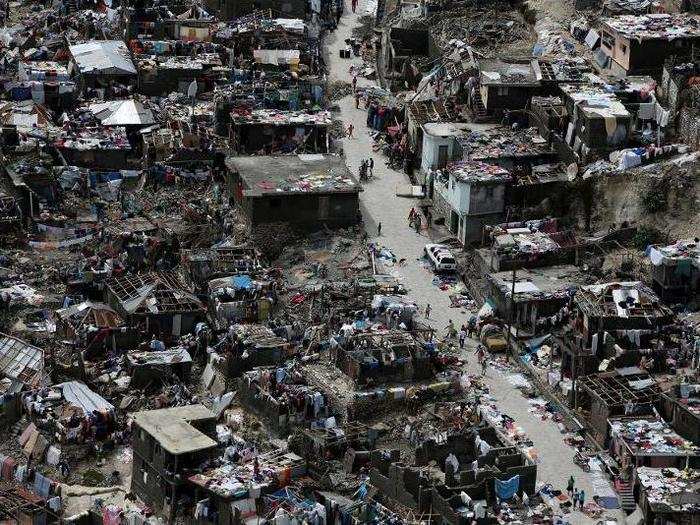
[68,40,137,91]
[104,271,206,338]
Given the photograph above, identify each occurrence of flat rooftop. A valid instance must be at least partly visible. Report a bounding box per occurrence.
[132,404,217,455]
[457,126,553,160]
[489,265,585,300]
[479,58,538,86]
[227,155,360,196]
[602,14,700,41]
[445,160,511,184]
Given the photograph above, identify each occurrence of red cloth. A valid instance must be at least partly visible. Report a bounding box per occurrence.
[1,457,16,480]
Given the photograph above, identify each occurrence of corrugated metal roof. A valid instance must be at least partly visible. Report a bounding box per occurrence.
[58,381,114,413]
[88,99,155,126]
[0,333,43,385]
[69,40,137,76]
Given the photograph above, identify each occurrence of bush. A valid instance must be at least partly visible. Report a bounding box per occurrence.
[632,226,664,251]
[640,179,669,213]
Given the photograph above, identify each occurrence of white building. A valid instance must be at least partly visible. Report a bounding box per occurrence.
[430,160,510,245]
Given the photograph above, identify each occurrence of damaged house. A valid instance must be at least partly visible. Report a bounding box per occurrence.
[54,126,133,170]
[557,83,632,163]
[576,368,662,443]
[104,271,206,338]
[229,109,332,155]
[381,28,432,90]
[657,383,700,445]
[647,239,700,302]
[486,265,584,337]
[207,274,276,326]
[188,449,307,524]
[568,282,675,373]
[0,333,44,388]
[237,365,330,434]
[483,219,580,272]
[127,346,193,389]
[184,243,263,290]
[330,330,434,386]
[218,324,291,377]
[55,300,131,356]
[477,58,541,115]
[608,416,700,469]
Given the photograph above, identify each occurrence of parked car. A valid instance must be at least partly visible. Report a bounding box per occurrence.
[424,244,457,272]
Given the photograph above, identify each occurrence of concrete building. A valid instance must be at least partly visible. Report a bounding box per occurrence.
[598,14,700,76]
[226,155,361,231]
[419,122,475,175]
[429,160,511,245]
[131,405,218,520]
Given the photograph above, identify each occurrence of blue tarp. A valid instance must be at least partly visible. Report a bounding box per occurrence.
[495,475,520,500]
[232,275,253,290]
[525,334,551,353]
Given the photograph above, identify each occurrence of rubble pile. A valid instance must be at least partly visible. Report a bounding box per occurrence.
[0,0,699,521]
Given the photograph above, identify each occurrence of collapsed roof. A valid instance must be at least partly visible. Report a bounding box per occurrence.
[105,272,204,315]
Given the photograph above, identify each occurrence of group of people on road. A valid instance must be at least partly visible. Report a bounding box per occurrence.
[443,319,489,375]
[408,207,432,233]
[566,476,586,511]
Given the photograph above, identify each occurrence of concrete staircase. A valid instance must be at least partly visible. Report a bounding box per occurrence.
[616,480,636,512]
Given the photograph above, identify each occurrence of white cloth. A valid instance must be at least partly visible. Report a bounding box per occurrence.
[445,453,459,474]
[187,80,198,98]
[648,247,664,266]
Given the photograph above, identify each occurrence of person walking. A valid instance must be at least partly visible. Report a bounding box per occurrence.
[577,489,585,510]
[414,214,422,234]
[355,93,361,108]
[458,327,467,349]
[377,222,382,236]
[368,157,374,176]
[425,303,431,319]
[445,319,456,339]
[566,476,575,498]
[408,207,416,223]
[481,354,488,376]
[352,75,357,92]
[346,123,354,138]
[467,313,477,337]
[572,488,579,509]
[351,0,357,13]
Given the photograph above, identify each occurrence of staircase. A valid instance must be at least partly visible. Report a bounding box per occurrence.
[616,480,636,512]
[472,90,488,122]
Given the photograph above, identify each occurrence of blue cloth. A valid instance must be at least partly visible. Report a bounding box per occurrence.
[495,475,519,500]
[525,334,551,353]
[232,275,253,290]
[34,473,51,497]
